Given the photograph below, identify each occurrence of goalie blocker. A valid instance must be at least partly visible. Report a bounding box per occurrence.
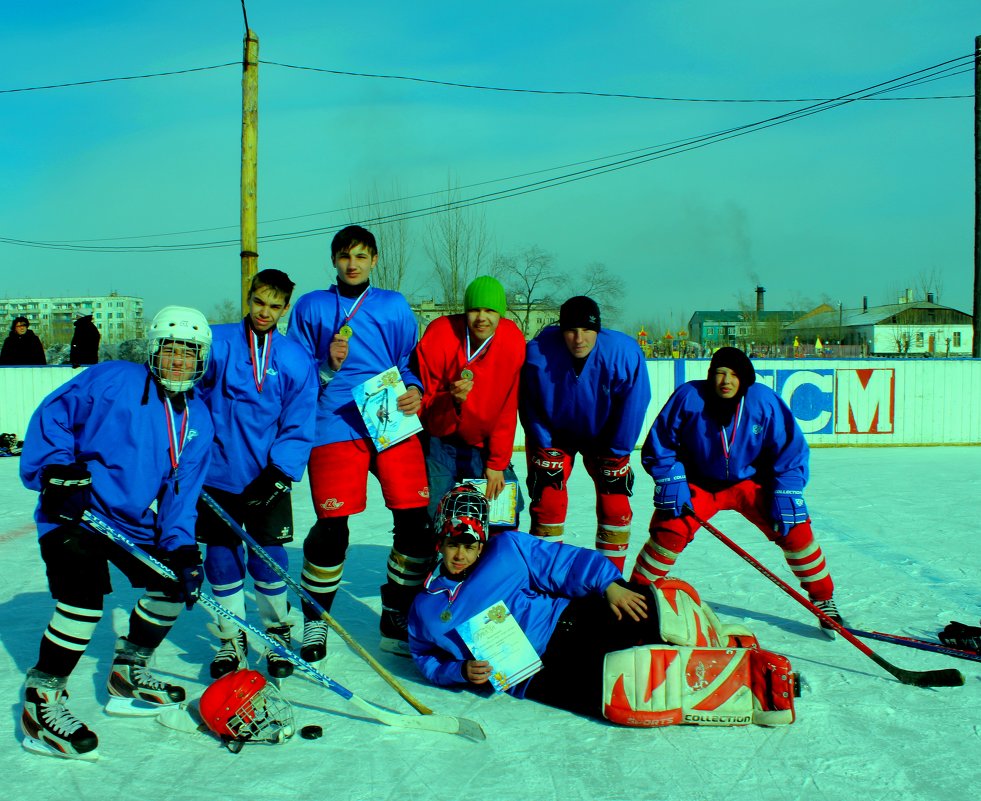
[602,577,797,727]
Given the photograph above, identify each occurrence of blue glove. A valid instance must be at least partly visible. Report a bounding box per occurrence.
[771,489,808,535]
[165,545,203,609]
[40,463,92,524]
[653,475,691,518]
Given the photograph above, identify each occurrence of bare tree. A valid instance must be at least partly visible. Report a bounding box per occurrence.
[424,182,490,310]
[210,299,240,324]
[915,267,944,304]
[568,262,624,327]
[348,181,413,293]
[494,246,562,338]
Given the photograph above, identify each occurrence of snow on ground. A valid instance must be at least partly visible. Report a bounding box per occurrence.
[0,447,978,801]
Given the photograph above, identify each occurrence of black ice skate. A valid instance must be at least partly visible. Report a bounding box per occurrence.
[105,638,186,716]
[264,624,295,680]
[379,607,412,657]
[21,669,99,761]
[814,597,844,640]
[300,619,328,663]
[211,629,249,679]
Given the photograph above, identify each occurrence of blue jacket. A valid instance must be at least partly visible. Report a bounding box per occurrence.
[642,381,809,493]
[287,285,422,447]
[20,361,214,550]
[408,531,622,697]
[519,327,651,457]
[197,320,317,490]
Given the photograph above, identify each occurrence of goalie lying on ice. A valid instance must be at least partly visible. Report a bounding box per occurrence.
[407,484,798,727]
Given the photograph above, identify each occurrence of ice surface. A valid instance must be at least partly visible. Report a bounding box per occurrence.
[0,447,978,801]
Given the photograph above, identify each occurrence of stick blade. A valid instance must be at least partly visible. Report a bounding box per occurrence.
[876,655,965,688]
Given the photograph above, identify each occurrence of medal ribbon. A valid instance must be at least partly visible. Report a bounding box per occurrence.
[719,398,744,460]
[248,326,273,393]
[337,286,370,329]
[423,569,465,604]
[164,396,189,472]
[465,331,494,364]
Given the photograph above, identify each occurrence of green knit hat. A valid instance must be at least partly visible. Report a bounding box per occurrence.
[464,276,507,316]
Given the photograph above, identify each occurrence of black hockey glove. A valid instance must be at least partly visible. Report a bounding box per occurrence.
[244,465,292,509]
[40,463,92,524]
[165,545,203,609]
[527,447,566,502]
[939,621,981,653]
[597,455,634,497]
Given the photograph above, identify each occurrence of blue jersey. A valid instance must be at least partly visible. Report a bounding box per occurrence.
[20,361,214,550]
[408,531,622,696]
[287,285,421,447]
[519,327,651,457]
[197,320,317,491]
[642,381,809,493]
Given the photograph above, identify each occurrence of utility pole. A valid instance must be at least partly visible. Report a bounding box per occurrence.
[974,35,980,356]
[240,29,259,315]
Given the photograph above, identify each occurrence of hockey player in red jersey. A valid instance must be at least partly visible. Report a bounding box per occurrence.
[415,275,526,532]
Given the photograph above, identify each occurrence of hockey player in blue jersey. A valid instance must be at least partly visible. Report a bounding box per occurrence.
[288,225,433,658]
[519,296,651,571]
[195,269,317,680]
[18,306,214,760]
[630,346,841,634]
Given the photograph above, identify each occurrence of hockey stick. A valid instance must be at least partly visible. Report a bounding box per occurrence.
[686,510,964,688]
[199,490,433,715]
[846,629,981,664]
[80,511,485,741]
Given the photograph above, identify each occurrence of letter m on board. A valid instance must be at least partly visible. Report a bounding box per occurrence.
[834,369,895,434]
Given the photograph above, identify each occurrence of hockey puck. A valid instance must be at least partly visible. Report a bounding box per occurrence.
[300,725,323,740]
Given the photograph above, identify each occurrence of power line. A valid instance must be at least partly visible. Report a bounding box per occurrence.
[257,55,973,102]
[0,63,239,95]
[0,54,973,253]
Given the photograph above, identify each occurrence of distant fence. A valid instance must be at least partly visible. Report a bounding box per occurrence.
[3,358,980,446]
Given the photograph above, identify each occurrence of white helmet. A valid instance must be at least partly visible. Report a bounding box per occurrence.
[146,305,212,392]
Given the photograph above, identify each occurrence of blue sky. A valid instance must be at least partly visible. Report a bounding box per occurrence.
[1,1,978,331]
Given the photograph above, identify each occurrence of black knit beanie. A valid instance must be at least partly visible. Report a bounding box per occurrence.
[559,296,601,332]
[707,347,756,394]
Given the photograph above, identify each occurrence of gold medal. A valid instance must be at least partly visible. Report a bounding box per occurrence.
[339,324,354,339]
[440,608,452,622]
[460,368,474,381]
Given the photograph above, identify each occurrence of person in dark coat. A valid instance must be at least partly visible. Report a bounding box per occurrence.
[69,314,101,367]
[0,317,47,365]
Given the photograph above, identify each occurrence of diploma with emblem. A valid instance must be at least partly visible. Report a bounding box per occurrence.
[462,479,518,526]
[353,367,423,451]
[456,601,543,692]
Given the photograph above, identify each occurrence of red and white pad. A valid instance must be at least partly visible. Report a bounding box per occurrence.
[602,645,796,727]
[652,577,758,649]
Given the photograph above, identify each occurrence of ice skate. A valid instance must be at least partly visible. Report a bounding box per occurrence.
[105,638,185,716]
[300,619,328,662]
[265,624,295,680]
[21,669,99,761]
[210,629,248,679]
[379,607,412,658]
[814,597,844,640]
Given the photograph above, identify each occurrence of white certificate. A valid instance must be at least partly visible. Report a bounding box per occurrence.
[457,601,543,693]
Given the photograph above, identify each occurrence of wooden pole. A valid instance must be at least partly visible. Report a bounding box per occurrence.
[240,29,259,315]
[974,35,980,356]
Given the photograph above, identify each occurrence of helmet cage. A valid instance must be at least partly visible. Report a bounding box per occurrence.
[146,305,212,392]
[199,669,295,746]
[435,483,490,543]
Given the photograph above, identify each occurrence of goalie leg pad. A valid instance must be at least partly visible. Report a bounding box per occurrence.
[652,577,760,649]
[602,646,796,727]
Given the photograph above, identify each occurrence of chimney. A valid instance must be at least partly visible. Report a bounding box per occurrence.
[927,292,935,304]
[755,285,765,314]
[862,296,868,312]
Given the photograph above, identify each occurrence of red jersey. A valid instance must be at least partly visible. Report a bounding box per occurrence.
[416,315,526,470]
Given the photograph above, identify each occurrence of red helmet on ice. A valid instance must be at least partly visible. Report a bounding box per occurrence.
[199,669,295,747]
[435,483,489,546]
